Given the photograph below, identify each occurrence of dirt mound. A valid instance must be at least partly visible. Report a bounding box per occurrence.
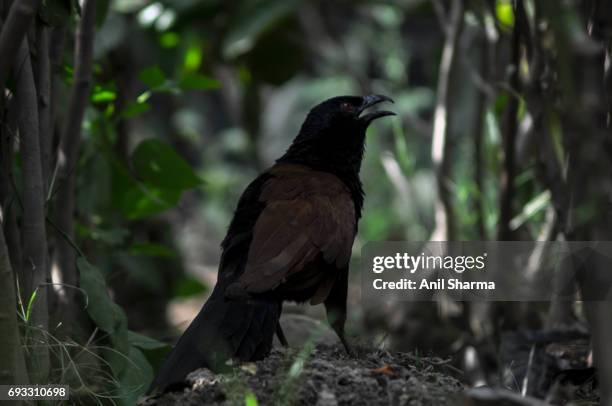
[141,344,464,405]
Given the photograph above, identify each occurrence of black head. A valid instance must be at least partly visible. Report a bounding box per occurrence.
[278,95,395,172]
[303,94,395,131]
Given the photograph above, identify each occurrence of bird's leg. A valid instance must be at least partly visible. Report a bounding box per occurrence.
[334,319,355,356]
[276,323,289,347]
[324,268,355,356]
[327,308,355,356]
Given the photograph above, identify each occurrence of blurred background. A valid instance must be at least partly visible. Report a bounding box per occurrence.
[1,0,611,404]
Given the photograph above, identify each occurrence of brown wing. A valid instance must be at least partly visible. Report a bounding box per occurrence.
[235,164,356,300]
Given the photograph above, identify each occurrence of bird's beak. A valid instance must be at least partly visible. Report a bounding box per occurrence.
[357,94,396,125]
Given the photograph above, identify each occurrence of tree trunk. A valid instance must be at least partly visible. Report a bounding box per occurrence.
[0,0,41,88]
[16,37,49,384]
[0,227,29,388]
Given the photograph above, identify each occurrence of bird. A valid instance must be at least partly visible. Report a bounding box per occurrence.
[150,94,395,392]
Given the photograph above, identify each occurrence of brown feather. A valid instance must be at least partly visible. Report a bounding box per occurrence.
[236,164,356,301]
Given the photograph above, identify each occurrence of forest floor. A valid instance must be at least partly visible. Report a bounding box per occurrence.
[139,310,600,405]
[140,344,465,405]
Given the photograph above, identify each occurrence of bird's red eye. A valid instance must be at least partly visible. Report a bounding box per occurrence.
[340,102,353,112]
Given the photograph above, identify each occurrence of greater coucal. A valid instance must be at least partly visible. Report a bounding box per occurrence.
[150,95,394,391]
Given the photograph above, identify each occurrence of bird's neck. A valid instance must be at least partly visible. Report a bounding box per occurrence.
[277,137,365,219]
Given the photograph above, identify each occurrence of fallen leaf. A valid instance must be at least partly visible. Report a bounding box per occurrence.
[371,364,395,376]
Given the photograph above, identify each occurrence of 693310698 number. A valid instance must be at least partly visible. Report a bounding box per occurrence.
[0,385,69,400]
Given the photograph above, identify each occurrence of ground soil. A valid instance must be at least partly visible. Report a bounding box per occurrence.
[141,344,465,405]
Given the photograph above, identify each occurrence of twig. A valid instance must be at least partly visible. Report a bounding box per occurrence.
[45,215,85,258]
[430,0,464,241]
[430,0,448,35]
[36,22,52,196]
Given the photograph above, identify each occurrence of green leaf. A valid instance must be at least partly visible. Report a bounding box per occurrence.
[78,257,125,334]
[132,139,203,191]
[25,288,38,323]
[137,91,152,104]
[121,184,181,220]
[547,113,566,175]
[117,346,153,406]
[178,72,221,90]
[245,392,259,406]
[184,43,202,71]
[494,92,509,117]
[91,88,117,103]
[173,275,208,298]
[78,258,131,380]
[122,101,151,118]
[509,190,551,230]
[91,90,117,103]
[128,331,169,350]
[159,32,180,48]
[129,242,176,257]
[496,0,514,28]
[128,331,171,375]
[138,66,167,89]
[107,150,180,219]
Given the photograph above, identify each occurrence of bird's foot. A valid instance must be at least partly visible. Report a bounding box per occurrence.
[340,336,357,358]
[276,324,289,347]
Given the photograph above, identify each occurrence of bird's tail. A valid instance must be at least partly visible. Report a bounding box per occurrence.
[149,278,281,392]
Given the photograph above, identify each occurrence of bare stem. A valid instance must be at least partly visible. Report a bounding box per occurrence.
[497,1,522,241]
[430,0,464,241]
[53,0,96,324]
[36,23,52,196]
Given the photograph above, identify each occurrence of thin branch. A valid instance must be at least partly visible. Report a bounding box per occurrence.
[59,0,96,178]
[52,0,96,332]
[46,215,85,258]
[431,0,448,36]
[497,0,522,240]
[0,0,42,88]
[48,25,66,180]
[471,14,495,240]
[430,0,464,241]
[36,22,52,196]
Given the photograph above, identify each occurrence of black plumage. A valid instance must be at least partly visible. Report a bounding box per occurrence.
[150,95,394,392]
